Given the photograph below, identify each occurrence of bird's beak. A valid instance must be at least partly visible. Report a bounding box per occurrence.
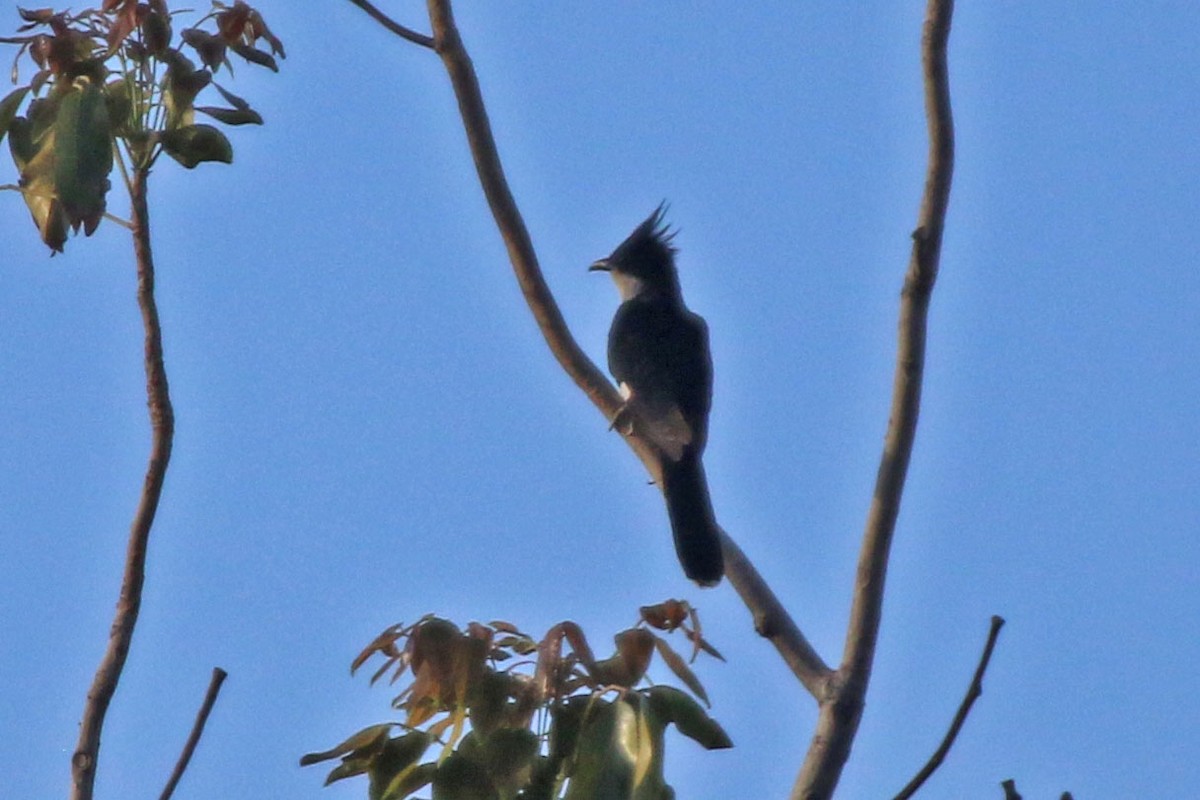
[588,258,611,273]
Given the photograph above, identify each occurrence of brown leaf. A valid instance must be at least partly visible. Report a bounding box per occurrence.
[653,636,709,707]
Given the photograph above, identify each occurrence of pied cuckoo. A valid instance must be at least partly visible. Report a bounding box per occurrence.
[590,206,723,586]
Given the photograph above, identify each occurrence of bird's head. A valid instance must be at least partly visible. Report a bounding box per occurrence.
[589,204,681,301]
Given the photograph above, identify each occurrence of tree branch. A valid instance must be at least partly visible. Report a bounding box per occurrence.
[419,0,833,693]
[792,1,955,797]
[345,0,434,48]
[893,616,1004,800]
[70,167,175,800]
[159,668,229,800]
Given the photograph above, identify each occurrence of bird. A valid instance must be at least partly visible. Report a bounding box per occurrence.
[590,206,723,586]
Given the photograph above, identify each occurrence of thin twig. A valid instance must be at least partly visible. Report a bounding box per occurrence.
[159,668,229,800]
[345,0,434,48]
[893,616,1004,800]
[792,1,955,797]
[420,0,833,692]
[70,167,175,800]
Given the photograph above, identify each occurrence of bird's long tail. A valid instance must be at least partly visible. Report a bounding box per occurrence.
[660,453,724,586]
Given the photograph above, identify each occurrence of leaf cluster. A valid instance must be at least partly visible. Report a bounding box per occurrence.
[301,601,732,800]
[0,1,283,251]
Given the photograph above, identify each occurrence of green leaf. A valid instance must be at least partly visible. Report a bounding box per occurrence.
[431,751,497,800]
[645,686,732,750]
[8,116,34,171]
[195,105,262,126]
[564,699,638,800]
[370,732,434,800]
[481,728,538,793]
[104,79,134,137]
[14,119,67,252]
[379,761,436,800]
[0,86,31,150]
[54,78,114,235]
[160,124,233,168]
[300,723,393,766]
[324,756,373,786]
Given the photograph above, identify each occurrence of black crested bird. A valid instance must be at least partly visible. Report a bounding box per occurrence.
[590,206,723,586]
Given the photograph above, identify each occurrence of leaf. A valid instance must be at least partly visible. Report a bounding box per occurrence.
[482,728,538,794]
[652,636,709,707]
[563,699,646,800]
[213,82,251,111]
[161,50,210,129]
[180,28,228,72]
[299,723,392,766]
[466,670,511,737]
[53,78,113,235]
[371,733,434,800]
[379,761,436,800]
[0,86,31,149]
[430,751,497,800]
[159,123,233,168]
[645,686,732,750]
[104,79,133,136]
[324,756,373,786]
[228,40,277,72]
[195,105,262,125]
[15,110,68,251]
[8,116,34,169]
[594,629,655,688]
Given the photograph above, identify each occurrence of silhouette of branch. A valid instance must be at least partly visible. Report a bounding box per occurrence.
[792,0,955,797]
[159,668,229,800]
[345,0,433,48]
[894,616,1004,800]
[71,168,176,800]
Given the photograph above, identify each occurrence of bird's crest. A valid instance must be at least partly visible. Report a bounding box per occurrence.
[611,202,678,269]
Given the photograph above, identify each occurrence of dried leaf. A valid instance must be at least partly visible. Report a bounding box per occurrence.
[652,636,709,707]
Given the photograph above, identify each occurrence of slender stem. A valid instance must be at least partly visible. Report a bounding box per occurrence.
[792,1,955,797]
[893,616,1004,800]
[70,166,175,800]
[159,668,229,800]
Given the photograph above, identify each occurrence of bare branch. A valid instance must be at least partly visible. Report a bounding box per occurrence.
[893,616,1004,800]
[792,0,955,796]
[345,0,434,48]
[71,168,176,800]
[159,668,229,800]
[424,0,829,682]
[721,530,831,695]
[420,0,832,693]
[1001,779,1023,800]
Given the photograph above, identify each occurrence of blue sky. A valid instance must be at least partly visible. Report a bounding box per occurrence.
[2,3,1199,798]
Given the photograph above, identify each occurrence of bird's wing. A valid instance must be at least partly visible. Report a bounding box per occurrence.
[608,299,713,458]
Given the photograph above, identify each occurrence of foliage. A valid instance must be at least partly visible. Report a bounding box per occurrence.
[0,0,283,251]
[301,600,732,800]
